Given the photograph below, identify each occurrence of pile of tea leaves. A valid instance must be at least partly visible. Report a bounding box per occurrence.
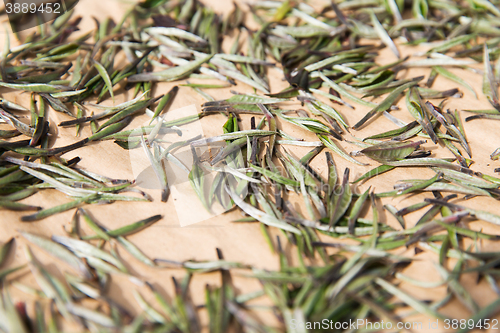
[1,0,500,332]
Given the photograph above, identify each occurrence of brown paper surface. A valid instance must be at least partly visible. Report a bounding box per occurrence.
[1,1,500,332]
